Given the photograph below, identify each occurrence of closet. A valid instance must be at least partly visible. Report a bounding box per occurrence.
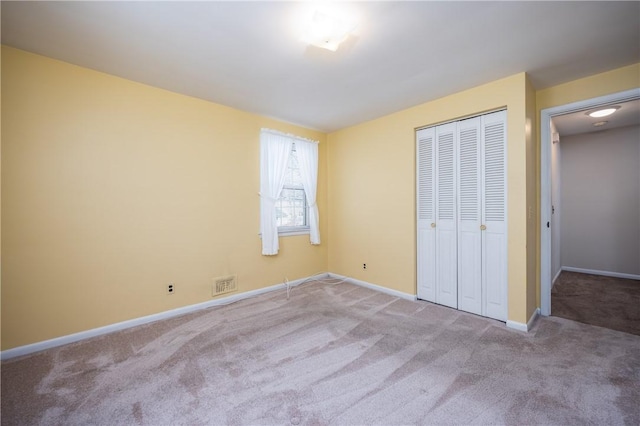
[416,110,507,321]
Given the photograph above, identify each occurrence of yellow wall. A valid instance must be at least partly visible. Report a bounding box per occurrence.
[3,43,637,351]
[1,46,328,350]
[535,62,640,308]
[536,63,640,112]
[328,63,640,326]
[327,73,535,324]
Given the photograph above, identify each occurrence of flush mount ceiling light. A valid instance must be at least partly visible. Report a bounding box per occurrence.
[301,10,357,52]
[586,106,620,118]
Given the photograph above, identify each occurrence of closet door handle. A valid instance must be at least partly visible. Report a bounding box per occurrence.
[431,223,436,228]
[480,225,487,231]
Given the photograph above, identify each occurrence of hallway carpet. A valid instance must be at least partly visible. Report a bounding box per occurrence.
[2,278,639,425]
[552,271,640,336]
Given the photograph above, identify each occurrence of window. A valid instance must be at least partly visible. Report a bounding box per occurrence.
[276,145,309,233]
[260,128,320,255]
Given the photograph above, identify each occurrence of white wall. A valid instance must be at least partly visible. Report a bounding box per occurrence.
[550,120,562,284]
[560,125,640,276]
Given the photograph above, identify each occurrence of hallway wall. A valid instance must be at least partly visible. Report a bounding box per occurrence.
[560,125,640,276]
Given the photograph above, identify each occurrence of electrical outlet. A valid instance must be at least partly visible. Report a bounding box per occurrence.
[167,283,175,295]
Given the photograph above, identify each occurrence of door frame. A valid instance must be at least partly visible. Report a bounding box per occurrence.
[539,88,640,316]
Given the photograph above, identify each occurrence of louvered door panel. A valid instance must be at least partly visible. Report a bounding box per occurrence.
[482,110,507,321]
[416,128,436,302]
[457,117,482,316]
[435,123,457,309]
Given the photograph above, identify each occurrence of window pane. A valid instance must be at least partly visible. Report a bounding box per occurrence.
[277,188,307,227]
[284,146,302,187]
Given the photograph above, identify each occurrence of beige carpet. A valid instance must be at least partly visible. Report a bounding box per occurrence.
[2,278,639,425]
[552,271,640,336]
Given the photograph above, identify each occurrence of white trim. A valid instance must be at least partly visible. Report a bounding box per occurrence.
[278,226,310,237]
[562,266,640,281]
[327,273,418,301]
[506,308,540,332]
[552,268,563,288]
[0,273,329,361]
[414,107,507,132]
[8,264,580,361]
[540,88,640,316]
[258,227,311,237]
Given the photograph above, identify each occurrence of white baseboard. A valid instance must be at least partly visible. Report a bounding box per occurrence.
[562,266,640,281]
[5,271,554,359]
[331,274,544,332]
[506,308,540,332]
[0,273,329,361]
[551,268,562,288]
[327,273,417,301]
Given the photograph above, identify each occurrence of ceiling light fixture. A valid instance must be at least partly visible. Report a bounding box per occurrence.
[301,10,356,52]
[587,106,620,118]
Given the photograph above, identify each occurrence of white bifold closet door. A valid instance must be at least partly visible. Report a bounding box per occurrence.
[481,111,507,321]
[457,117,483,315]
[417,122,458,309]
[416,110,507,322]
[416,127,436,302]
[435,123,458,309]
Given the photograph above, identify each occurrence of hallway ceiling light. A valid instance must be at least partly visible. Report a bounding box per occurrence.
[587,106,620,118]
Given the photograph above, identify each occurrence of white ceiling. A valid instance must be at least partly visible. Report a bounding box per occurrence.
[553,99,640,137]
[2,1,639,133]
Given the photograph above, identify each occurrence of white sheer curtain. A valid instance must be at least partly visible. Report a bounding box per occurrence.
[295,139,320,245]
[260,131,292,255]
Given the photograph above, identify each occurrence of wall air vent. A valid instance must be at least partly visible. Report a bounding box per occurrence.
[213,275,237,297]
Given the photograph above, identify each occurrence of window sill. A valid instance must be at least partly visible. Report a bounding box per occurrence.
[278,226,310,237]
[258,227,310,238]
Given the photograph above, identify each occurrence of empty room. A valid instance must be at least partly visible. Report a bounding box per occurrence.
[1,2,639,425]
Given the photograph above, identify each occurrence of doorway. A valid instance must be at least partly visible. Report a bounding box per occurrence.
[540,88,640,316]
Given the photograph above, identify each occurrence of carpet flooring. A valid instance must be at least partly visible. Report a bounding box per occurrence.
[552,271,640,336]
[2,277,639,425]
